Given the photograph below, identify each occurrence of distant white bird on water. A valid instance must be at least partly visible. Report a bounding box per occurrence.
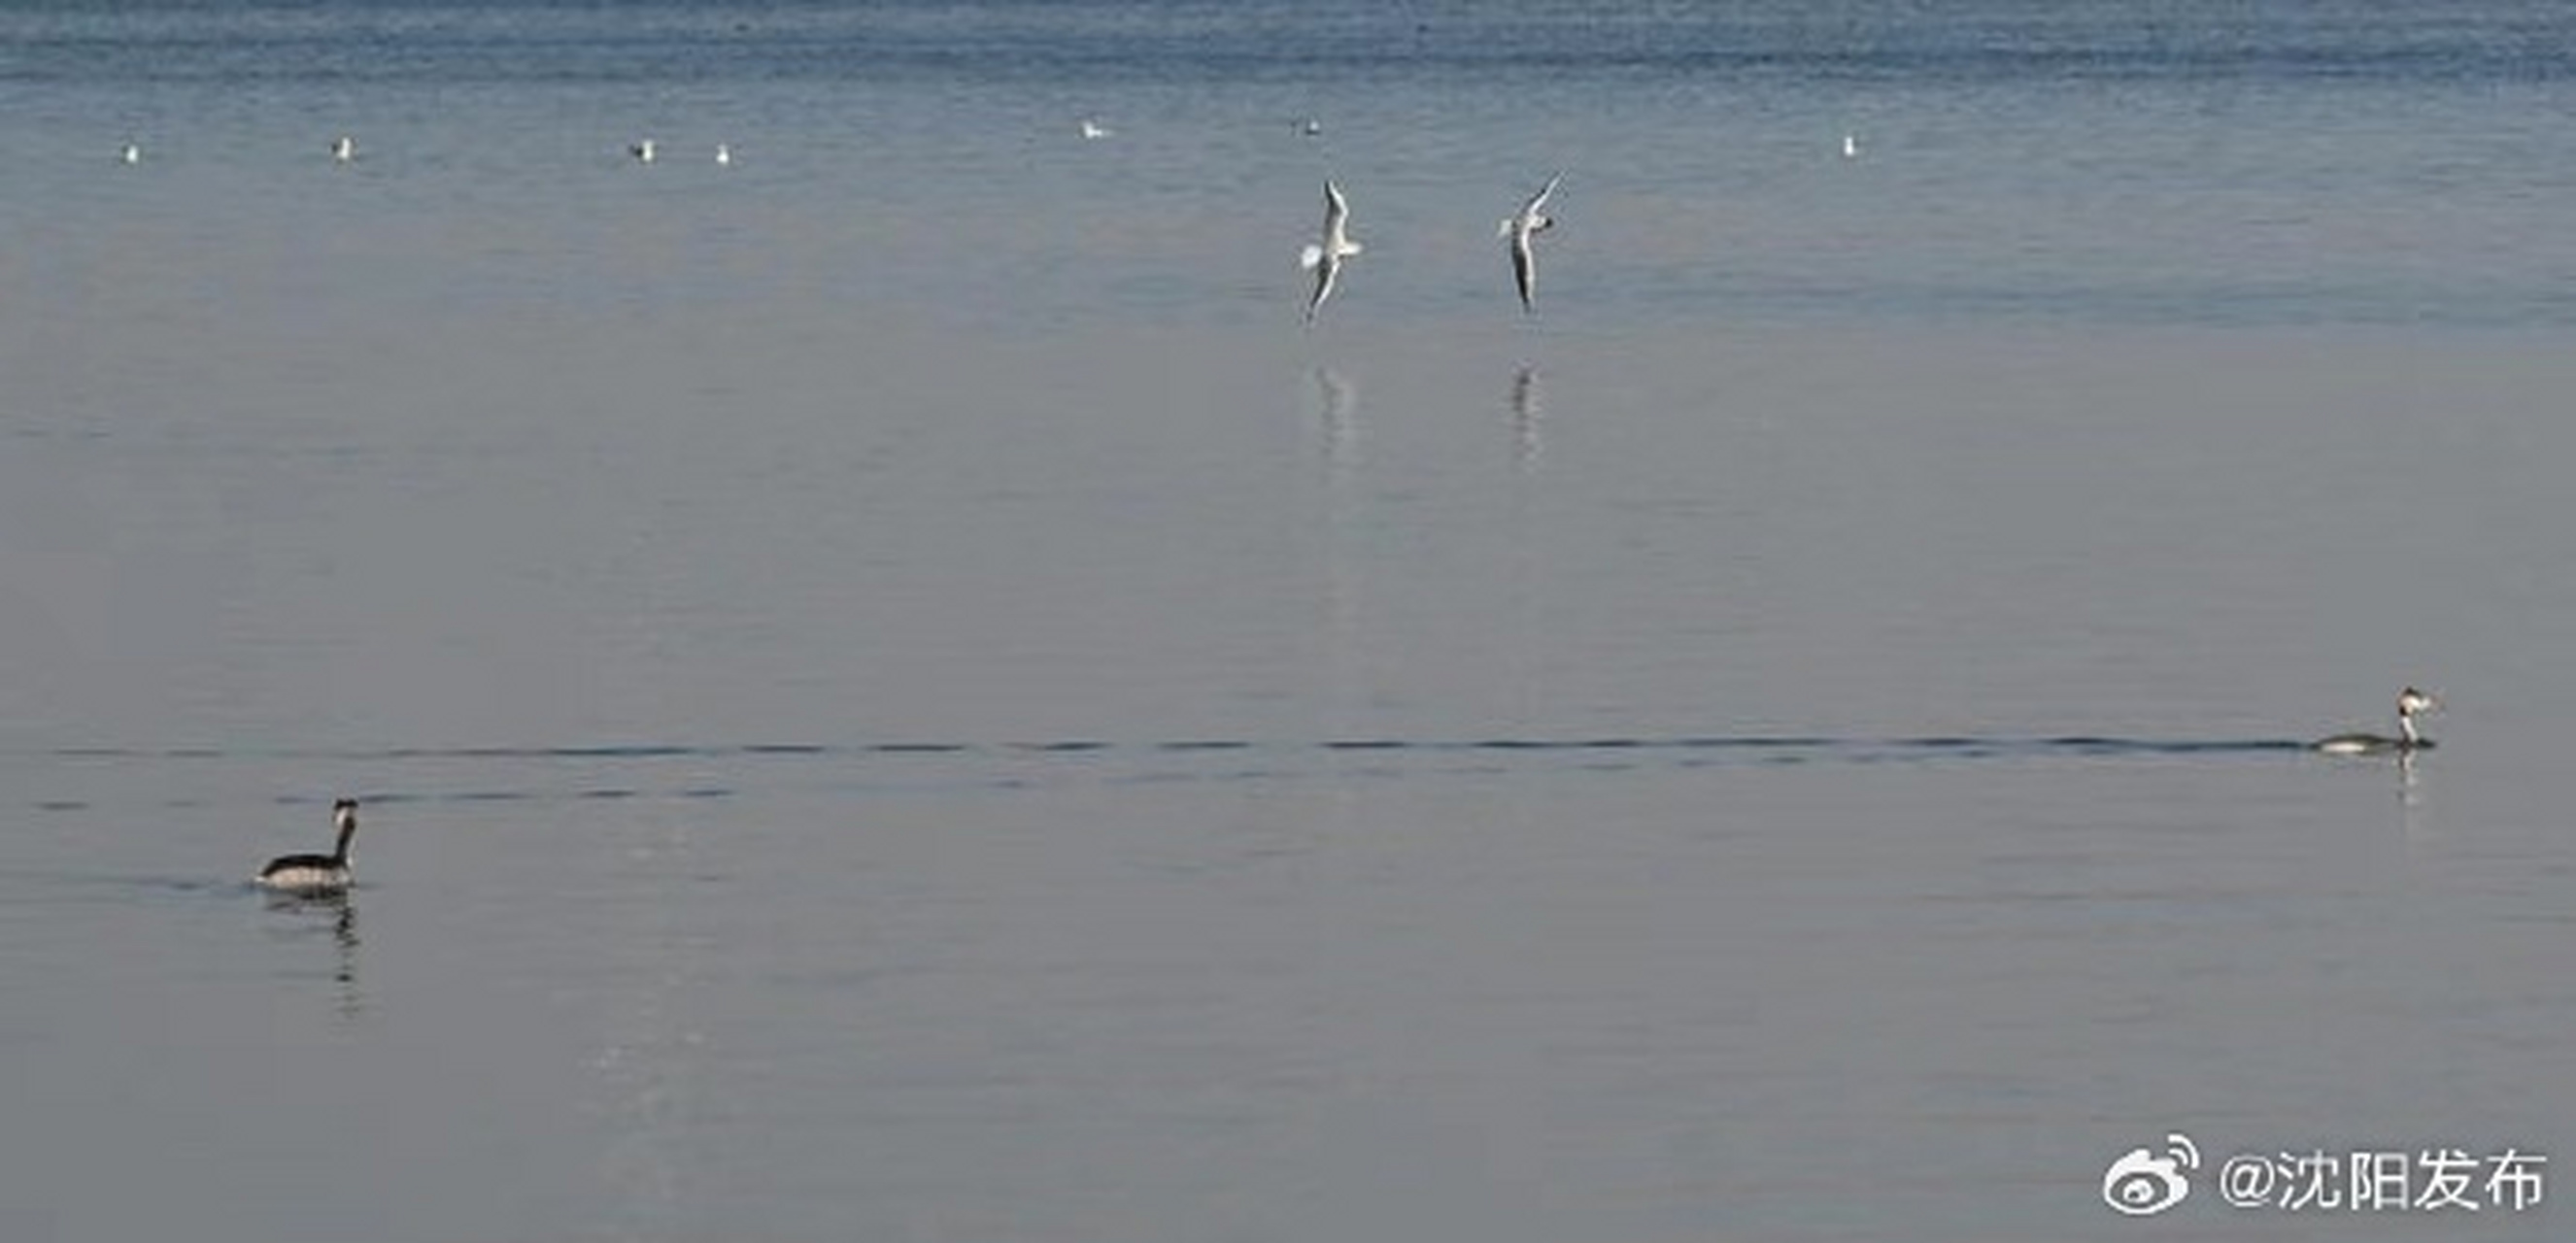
[331,134,356,162]
[715,142,732,166]
[1842,132,1859,159]
[1499,172,1562,315]
[1298,179,1364,324]
[120,142,141,165]
[1297,118,1324,138]
[1079,118,1113,140]
[629,138,657,164]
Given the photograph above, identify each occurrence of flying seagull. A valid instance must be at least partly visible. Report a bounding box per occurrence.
[1499,172,1562,315]
[1299,179,1364,323]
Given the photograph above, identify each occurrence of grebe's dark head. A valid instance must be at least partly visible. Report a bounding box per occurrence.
[2398,688,2440,719]
[333,798,358,833]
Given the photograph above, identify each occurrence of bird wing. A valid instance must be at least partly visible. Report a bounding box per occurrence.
[1522,172,1562,218]
[1306,254,1340,321]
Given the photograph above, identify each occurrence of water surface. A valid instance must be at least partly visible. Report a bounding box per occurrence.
[3,3,2573,1240]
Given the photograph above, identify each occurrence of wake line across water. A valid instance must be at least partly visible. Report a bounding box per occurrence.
[37,734,2315,764]
[17,733,2338,815]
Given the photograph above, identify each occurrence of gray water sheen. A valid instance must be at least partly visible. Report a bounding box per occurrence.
[4,4,2574,1240]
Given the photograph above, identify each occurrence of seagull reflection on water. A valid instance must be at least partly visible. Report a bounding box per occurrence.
[1312,365,1356,470]
[1305,364,1365,753]
[1509,365,1544,471]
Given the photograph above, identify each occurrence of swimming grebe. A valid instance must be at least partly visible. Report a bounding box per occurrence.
[331,134,356,162]
[256,799,359,893]
[2313,688,2440,756]
[1299,179,1363,323]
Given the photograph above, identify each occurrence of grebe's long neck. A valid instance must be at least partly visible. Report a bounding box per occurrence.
[331,808,358,866]
[2398,710,2421,746]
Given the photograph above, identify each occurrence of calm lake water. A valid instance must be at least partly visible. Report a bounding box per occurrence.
[4,3,2574,1240]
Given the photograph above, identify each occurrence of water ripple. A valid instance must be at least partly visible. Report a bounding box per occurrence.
[31,733,2316,765]
[11,732,2335,814]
